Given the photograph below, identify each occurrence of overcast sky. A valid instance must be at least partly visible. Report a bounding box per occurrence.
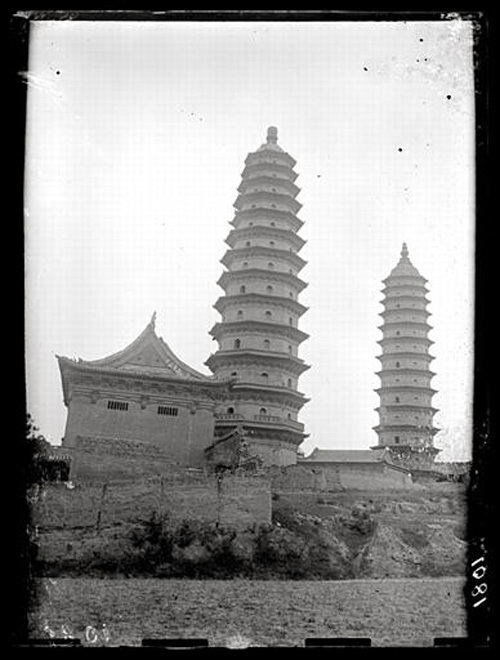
[25,18,475,461]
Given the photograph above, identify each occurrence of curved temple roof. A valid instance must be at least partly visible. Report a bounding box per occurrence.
[57,314,221,382]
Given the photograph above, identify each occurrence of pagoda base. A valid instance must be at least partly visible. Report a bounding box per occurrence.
[214,422,301,466]
[371,444,440,472]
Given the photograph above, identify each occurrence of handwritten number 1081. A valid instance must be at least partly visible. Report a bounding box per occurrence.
[471,556,487,608]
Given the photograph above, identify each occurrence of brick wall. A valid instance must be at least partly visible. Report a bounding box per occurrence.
[31,473,271,532]
[269,464,343,492]
[63,397,215,466]
[67,436,189,483]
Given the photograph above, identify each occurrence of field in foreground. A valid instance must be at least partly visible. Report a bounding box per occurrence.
[29,577,467,647]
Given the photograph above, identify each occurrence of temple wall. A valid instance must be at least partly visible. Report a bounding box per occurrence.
[63,395,215,466]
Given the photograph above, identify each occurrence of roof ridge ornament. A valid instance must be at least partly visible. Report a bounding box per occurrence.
[150,311,157,329]
[401,242,409,259]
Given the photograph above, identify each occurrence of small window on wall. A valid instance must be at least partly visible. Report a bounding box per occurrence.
[269,241,275,247]
[270,222,276,227]
[266,285,273,294]
[268,262,275,269]
[158,406,178,416]
[265,310,272,319]
[234,338,241,349]
[230,372,237,377]
[288,345,292,354]
[287,378,292,387]
[396,361,400,368]
[396,331,400,336]
[237,310,244,319]
[249,222,254,226]
[394,436,400,444]
[287,413,292,420]
[263,339,270,350]
[395,396,400,402]
[260,407,267,415]
[227,407,235,414]
[240,285,246,294]
[246,241,251,247]
[107,400,128,412]
[242,262,248,268]
[289,317,294,326]
[261,372,269,379]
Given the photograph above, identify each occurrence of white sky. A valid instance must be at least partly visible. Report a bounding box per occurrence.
[25,19,475,461]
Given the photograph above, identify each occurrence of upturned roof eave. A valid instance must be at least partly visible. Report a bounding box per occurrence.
[57,356,233,389]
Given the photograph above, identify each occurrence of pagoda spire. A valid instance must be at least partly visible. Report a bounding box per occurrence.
[205,127,309,467]
[401,242,409,259]
[267,126,278,144]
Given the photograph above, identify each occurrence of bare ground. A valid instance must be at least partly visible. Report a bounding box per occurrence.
[29,577,467,647]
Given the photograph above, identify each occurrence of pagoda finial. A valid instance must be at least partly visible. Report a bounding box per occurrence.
[401,242,409,259]
[267,126,278,144]
[150,311,157,329]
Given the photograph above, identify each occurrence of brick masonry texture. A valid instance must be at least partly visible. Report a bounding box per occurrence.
[32,476,271,531]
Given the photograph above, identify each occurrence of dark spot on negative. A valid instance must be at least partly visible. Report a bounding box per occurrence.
[56,70,60,75]
[419,38,424,42]
[363,67,368,71]
[446,95,452,100]
[398,148,403,152]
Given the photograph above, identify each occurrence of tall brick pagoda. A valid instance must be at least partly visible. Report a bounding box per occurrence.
[205,127,309,466]
[373,243,440,470]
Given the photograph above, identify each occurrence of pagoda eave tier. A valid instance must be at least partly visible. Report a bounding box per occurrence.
[370,443,440,452]
[214,293,308,317]
[220,246,307,271]
[376,368,436,377]
[209,321,309,343]
[377,321,432,331]
[230,382,310,402]
[237,175,300,197]
[218,269,308,292]
[372,425,439,435]
[231,208,304,232]
[375,405,439,413]
[374,386,437,395]
[380,296,430,305]
[380,309,431,318]
[245,150,296,169]
[233,192,302,214]
[377,337,433,347]
[205,350,310,375]
[241,162,299,182]
[376,352,434,362]
[381,285,430,295]
[225,226,305,251]
[214,420,307,442]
